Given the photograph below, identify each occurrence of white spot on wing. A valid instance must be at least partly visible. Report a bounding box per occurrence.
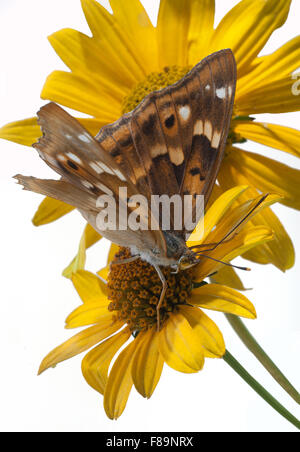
[96,183,113,196]
[205,84,210,91]
[169,147,184,166]
[82,180,94,190]
[212,131,221,148]
[57,154,67,161]
[194,120,204,136]
[204,121,213,141]
[66,152,82,164]
[115,169,126,182]
[90,162,104,174]
[179,106,191,121]
[216,87,226,99]
[78,133,92,143]
[228,86,232,97]
[150,146,168,158]
[99,162,114,175]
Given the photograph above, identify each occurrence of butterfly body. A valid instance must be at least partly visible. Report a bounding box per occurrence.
[15,49,237,329]
[130,232,193,267]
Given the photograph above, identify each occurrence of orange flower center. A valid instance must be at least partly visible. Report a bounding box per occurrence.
[107,247,193,332]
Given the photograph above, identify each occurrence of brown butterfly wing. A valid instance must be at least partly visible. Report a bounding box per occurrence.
[20,103,166,254]
[95,115,152,201]
[17,49,236,262]
[179,49,236,234]
[125,49,236,236]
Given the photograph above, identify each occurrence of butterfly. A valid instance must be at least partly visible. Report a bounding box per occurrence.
[15,49,237,329]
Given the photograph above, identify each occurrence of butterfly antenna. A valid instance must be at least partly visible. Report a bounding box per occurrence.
[194,252,251,271]
[189,193,269,253]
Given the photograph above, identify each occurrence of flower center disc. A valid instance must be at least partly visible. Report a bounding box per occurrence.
[122,65,191,114]
[107,248,193,332]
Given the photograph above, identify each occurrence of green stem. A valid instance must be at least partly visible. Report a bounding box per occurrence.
[223,350,300,430]
[226,314,300,404]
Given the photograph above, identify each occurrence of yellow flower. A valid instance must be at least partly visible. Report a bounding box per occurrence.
[38,187,279,419]
[1,0,299,276]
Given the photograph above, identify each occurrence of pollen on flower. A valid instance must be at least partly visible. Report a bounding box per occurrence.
[107,247,193,332]
[122,65,191,114]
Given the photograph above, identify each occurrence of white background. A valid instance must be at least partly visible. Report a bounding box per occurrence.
[0,0,300,433]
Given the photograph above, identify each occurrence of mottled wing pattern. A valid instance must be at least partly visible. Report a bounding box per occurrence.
[125,49,236,236]
[16,103,165,253]
[95,115,152,201]
[179,50,236,233]
[16,49,236,261]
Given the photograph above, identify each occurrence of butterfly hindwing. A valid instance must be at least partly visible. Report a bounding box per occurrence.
[95,115,152,201]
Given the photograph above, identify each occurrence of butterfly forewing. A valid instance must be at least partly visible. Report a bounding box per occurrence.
[127,49,236,237]
[179,50,236,236]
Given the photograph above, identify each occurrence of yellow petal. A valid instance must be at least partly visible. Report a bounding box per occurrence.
[209,266,247,291]
[157,0,192,67]
[0,117,41,146]
[81,0,146,81]
[203,189,282,248]
[33,197,75,226]
[191,284,256,319]
[82,327,131,394]
[237,36,300,97]
[38,316,123,375]
[228,148,300,210]
[65,303,110,329]
[208,0,291,74]
[234,121,300,158]
[98,266,109,281]
[48,28,135,90]
[158,311,204,373]
[0,115,106,147]
[107,243,120,265]
[221,227,274,262]
[132,327,164,398]
[187,0,215,65]
[72,269,107,304]
[180,305,225,358]
[187,185,248,245]
[41,70,121,119]
[63,224,102,279]
[237,76,300,115]
[218,156,295,271]
[109,0,158,72]
[104,339,137,420]
[194,226,274,281]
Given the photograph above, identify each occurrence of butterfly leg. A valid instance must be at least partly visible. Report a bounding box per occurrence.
[153,265,168,332]
[110,255,139,269]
